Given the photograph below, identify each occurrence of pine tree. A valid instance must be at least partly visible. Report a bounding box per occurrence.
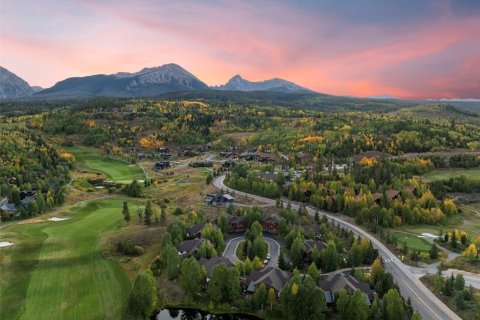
[122,201,130,224]
[144,201,153,226]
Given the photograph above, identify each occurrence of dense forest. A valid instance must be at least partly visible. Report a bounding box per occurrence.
[0,128,70,220]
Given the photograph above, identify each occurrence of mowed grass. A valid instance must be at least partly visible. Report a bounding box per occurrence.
[394,232,432,252]
[67,146,145,183]
[0,199,133,320]
[422,168,480,181]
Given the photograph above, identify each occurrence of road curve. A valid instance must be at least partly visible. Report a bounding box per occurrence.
[213,175,461,320]
[223,236,280,268]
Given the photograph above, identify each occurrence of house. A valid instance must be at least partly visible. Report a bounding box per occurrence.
[372,192,383,203]
[260,214,280,234]
[301,188,312,200]
[246,267,291,296]
[186,224,205,239]
[403,185,416,194]
[20,191,37,208]
[181,148,198,157]
[302,226,322,240]
[0,197,16,220]
[304,240,327,262]
[154,161,170,171]
[190,161,212,168]
[386,189,400,200]
[258,172,278,182]
[222,159,236,168]
[20,190,37,199]
[199,256,234,278]
[178,239,204,257]
[227,215,246,233]
[204,193,234,206]
[197,145,211,152]
[319,273,375,306]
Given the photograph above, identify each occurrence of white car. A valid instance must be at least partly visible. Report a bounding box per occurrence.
[263,259,269,265]
[266,253,271,260]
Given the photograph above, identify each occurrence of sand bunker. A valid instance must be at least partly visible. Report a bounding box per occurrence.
[0,241,14,247]
[421,233,440,239]
[48,217,70,222]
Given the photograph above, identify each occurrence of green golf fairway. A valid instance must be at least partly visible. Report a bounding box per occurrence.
[0,199,133,320]
[68,147,145,184]
[394,232,432,252]
[422,168,480,181]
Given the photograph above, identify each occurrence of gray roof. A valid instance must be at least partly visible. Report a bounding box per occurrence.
[187,224,205,236]
[304,240,327,253]
[222,194,234,200]
[0,203,16,212]
[198,256,234,276]
[178,239,204,254]
[319,273,374,303]
[246,267,291,292]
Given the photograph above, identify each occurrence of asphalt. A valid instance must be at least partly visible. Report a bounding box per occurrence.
[223,236,280,268]
[213,175,462,320]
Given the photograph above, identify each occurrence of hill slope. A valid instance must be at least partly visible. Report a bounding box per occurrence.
[0,66,34,99]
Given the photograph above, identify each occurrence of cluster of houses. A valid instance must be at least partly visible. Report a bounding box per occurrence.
[174,217,376,304]
[0,190,38,220]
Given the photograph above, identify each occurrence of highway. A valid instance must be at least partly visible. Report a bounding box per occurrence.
[213,175,461,320]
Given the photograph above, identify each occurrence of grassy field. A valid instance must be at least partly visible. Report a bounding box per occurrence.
[422,168,480,181]
[394,231,432,252]
[67,146,145,184]
[0,199,137,320]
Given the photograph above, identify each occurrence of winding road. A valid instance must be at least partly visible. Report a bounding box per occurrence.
[213,175,462,320]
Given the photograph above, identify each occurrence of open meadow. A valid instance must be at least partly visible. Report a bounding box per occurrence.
[422,168,480,182]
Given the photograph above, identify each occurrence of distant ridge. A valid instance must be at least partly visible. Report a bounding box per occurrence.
[213,74,310,93]
[35,63,209,98]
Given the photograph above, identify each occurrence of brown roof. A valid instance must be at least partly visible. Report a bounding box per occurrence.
[261,214,280,224]
[403,185,416,193]
[386,189,400,200]
[372,192,382,201]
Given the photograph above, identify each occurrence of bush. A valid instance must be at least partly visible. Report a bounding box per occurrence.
[117,240,143,255]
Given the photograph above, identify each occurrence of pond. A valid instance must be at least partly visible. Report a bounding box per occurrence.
[155,309,261,320]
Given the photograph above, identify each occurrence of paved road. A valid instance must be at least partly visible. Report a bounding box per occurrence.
[223,236,280,268]
[214,175,461,320]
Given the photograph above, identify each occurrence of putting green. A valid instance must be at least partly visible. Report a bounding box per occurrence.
[0,199,135,320]
[394,232,432,252]
[422,168,480,181]
[67,147,145,184]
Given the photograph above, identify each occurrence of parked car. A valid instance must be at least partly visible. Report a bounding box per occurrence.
[266,253,271,260]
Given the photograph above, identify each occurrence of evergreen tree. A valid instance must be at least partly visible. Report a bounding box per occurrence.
[122,201,130,224]
[144,201,153,226]
[180,257,203,298]
[384,289,405,320]
[127,271,157,318]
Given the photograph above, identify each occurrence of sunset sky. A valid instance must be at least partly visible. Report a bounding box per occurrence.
[1,0,479,99]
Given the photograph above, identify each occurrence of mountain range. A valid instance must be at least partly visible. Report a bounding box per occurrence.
[0,64,312,99]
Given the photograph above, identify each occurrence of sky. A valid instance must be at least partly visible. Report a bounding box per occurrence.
[1,0,479,99]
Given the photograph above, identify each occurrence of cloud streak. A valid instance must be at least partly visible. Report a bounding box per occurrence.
[1,0,479,99]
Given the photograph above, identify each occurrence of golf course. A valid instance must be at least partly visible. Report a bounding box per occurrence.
[422,168,480,181]
[394,231,432,252]
[0,199,136,320]
[67,146,145,184]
